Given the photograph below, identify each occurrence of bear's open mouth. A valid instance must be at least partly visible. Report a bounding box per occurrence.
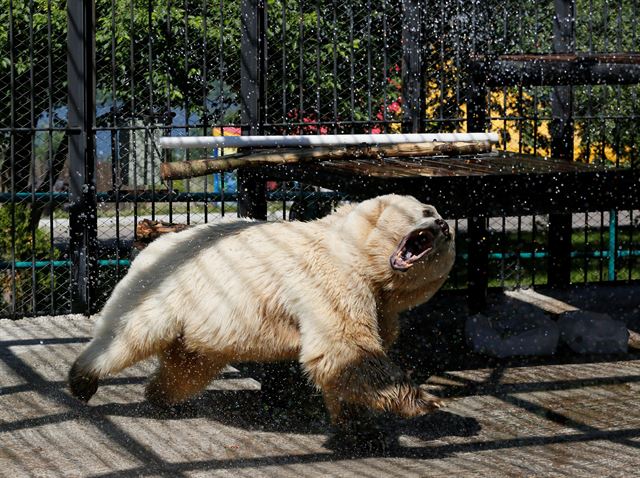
[390,228,435,272]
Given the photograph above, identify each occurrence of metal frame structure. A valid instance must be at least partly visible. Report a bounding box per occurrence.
[1,0,639,318]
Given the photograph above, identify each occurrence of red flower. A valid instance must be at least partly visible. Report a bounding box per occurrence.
[388,101,401,114]
[371,127,382,134]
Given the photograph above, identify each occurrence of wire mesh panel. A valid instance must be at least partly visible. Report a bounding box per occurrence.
[1,0,639,318]
[0,1,71,318]
[91,0,252,309]
[427,0,640,290]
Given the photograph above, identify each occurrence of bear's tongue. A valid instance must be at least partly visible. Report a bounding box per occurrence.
[390,229,434,272]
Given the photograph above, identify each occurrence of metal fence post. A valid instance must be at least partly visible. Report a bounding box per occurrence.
[238,0,267,220]
[67,0,98,314]
[466,72,489,312]
[548,0,575,288]
[401,0,425,134]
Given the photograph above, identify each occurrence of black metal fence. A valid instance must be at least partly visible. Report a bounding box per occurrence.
[1,0,638,319]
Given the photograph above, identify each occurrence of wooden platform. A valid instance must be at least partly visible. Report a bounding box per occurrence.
[468,52,640,86]
[263,152,639,217]
[2,291,640,477]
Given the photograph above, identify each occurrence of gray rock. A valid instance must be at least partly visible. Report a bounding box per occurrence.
[465,308,559,358]
[558,310,629,354]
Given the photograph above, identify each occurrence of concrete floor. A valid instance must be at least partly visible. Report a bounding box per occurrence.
[2,288,640,477]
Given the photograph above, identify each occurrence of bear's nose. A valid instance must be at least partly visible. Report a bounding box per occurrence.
[435,218,450,238]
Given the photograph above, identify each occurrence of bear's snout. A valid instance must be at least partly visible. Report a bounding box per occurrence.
[435,218,451,239]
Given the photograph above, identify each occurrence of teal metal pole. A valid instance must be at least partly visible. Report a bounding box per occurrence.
[608,209,617,281]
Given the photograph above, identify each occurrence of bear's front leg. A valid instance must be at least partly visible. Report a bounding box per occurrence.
[312,353,443,422]
[299,310,443,422]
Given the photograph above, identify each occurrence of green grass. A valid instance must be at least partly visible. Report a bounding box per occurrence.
[445,224,640,289]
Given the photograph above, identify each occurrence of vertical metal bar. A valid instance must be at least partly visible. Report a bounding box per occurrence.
[219,0,224,126]
[599,211,605,281]
[332,0,338,131]
[468,216,488,313]
[438,0,445,123]
[67,0,98,314]
[9,0,17,317]
[348,3,355,131]
[401,0,424,134]
[531,214,537,286]
[29,0,37,314]
[632,1,639,280]
[516,215,522,286]
[366,0,372,125]
[630,209,635,280]
[167,0,174,224]
[149,0,157,221]
[298,0,304,121]
[381,0,388,133]
[608,210,617,280]
[453,219,460,288]
[609,1,624,280]
[454,0,462,118]
[129,0,138,237]
[281,0,287,126]
[47,0,55,312]
[110,0,121,280]
[500,217,506,287]
[548,0,575,288]
[466,70,489,312]
[598,0,609,282]
[584,211,589,282]
[202,0,209,224]
[528,0,538,278]
[238,0,267,219]
[183,0,191,225]
[315,0,321,125]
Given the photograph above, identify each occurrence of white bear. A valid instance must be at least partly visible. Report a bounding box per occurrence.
[69,194,455,424]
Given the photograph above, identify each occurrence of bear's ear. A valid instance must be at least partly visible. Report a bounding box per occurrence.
[338,197,384,242]
[423,205,438,218]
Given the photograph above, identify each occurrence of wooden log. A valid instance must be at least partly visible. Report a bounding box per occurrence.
[160,141,493,180]
[133,219,190,251]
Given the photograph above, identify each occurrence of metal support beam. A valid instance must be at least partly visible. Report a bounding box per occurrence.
[548,0,575,288]
[239,0,267,219]
[401,0,425,134]
[469,59,640,87]
[67,0,98,314]
[466,77,489,312]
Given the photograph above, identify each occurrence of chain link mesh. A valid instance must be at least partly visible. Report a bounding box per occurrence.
[1,1,639,318]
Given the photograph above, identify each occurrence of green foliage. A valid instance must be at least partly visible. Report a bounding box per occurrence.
[0,204,52,260]
[264,0,403,129]
[94,0,242,122]
[0,204,59,311]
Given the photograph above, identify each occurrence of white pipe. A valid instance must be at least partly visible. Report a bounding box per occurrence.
[159,132,499,149]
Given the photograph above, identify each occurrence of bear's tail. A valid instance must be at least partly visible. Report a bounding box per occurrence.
[69,315,176,402]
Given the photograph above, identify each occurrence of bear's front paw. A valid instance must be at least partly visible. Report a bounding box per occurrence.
[416,386,445,414]
[391,384,445,418]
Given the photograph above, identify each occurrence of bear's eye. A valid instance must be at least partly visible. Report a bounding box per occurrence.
[423,206,437,218]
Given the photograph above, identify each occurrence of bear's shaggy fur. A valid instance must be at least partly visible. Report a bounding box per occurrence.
[69,194,455,424]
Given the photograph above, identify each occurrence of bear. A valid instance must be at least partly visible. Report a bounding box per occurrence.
[69,194,455,426]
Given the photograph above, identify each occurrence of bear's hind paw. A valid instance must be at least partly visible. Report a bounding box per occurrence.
[68,361,99,403]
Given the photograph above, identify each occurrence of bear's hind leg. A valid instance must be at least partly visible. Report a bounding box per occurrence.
[69,333,158,403]
[145,342,227,407]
